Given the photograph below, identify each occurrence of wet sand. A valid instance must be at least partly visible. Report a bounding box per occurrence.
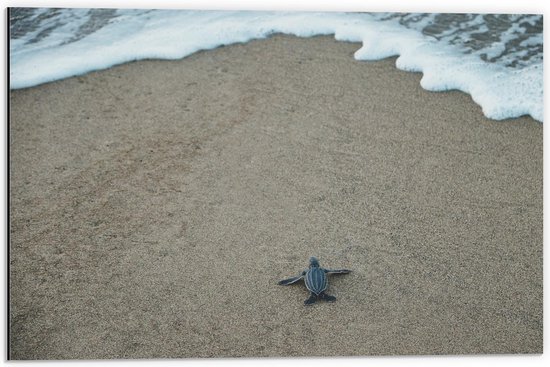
[9,35,543,359]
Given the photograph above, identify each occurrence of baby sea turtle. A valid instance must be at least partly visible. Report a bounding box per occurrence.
[278,257,351,305]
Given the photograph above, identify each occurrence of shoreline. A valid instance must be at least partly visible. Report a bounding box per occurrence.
[9,35,543,359]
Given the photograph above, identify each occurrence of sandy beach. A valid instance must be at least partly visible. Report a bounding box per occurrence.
[9,35,542,359]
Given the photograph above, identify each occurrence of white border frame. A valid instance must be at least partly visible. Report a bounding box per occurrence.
[2,1,547,366]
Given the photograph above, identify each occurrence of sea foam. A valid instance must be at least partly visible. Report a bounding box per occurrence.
[9,10,543,122]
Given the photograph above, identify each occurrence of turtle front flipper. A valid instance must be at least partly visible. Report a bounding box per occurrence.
[278,272,305,285]
[304,293,317,305]
[325,269,351,274]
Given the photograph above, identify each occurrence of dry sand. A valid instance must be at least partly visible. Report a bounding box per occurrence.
[9,35,542,359]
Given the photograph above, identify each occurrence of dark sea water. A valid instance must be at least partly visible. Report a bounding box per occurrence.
[377,13,542,68]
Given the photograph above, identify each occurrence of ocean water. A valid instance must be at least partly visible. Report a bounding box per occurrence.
[9,8,543,122]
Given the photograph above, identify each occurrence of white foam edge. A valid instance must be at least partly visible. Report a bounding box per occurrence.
[9,11,543,122]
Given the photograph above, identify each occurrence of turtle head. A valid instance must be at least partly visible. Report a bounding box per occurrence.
[309,257,320,268]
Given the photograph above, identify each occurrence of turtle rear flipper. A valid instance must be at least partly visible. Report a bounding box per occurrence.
[304,293,317,305]
[319,292,336,302]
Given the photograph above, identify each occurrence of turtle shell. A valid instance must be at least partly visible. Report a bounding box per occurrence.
[305,267,328,295]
